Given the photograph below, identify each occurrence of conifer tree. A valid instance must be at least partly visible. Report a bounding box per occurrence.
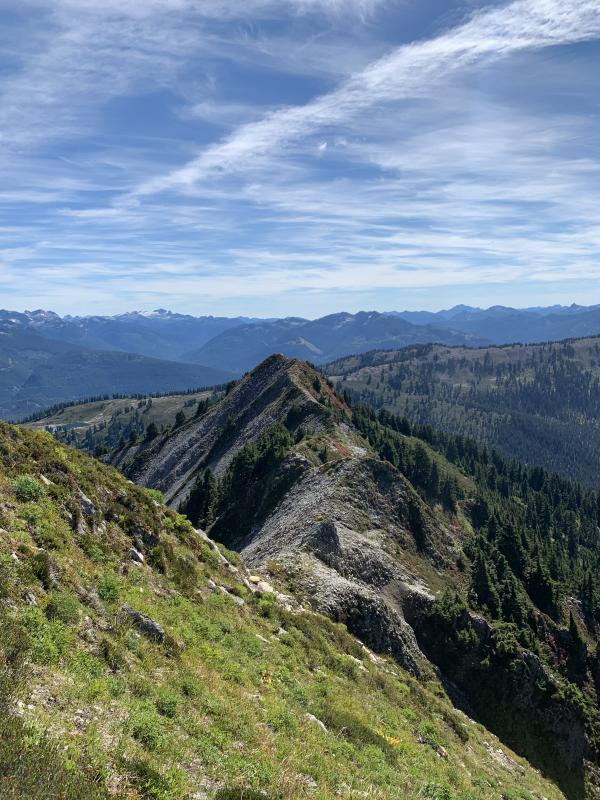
[568,610,587,672]
[145,422,159,442]
[174,410,186,429]
[471,552,501,618]
[497,521,528,577]
[501,571,527,626]
[527,557,557,617]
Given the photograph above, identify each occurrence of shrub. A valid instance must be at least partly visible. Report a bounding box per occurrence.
[130,710,164,751]
[0,616,30,708]
[422,784,454,800]
[129,675,154,698]
[99,636,128,671]
[180,675,201,698]
[32,550,58,590]
[120,757,183,800]
[155,690,178,719]
[21,606,73,665]
[255,593,278,620]
[144,488,164,504]
[170,552,200,593]
[442,711,469,743]
[0,554,20,599]
[45,593,80,624]
[419,721,441,749]
[97,574,120,602]
[13,475,46,503]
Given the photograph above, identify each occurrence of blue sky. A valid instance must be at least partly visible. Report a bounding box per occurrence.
[1,0,600,317]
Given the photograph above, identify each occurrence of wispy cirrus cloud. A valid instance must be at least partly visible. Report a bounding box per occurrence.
[43,0,385,16]
[0,0,380,149]
[135,0,600,195]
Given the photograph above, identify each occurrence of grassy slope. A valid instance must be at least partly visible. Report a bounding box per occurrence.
[0,422,564,800]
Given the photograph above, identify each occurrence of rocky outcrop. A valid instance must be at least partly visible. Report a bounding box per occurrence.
[236,454,443,676]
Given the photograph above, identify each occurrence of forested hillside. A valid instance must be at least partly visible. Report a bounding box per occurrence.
[0,324,232,421]
[328,337,600,486]
[26,388,223,458]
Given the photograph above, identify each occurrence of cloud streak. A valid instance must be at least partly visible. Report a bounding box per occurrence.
[136,0,600,195]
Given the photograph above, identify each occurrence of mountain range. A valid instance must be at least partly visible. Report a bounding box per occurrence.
[0,308,263,362]
[6,302,600,420]
[391,303,600,345]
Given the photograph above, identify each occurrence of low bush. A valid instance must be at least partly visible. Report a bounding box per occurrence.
[45,592,80,624]
[97,574,120,602]
[130,710,165,751]
[156,690,178,719]
[13,474,46,503]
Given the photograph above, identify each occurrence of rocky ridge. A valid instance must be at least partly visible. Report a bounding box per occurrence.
[112,354,600,798]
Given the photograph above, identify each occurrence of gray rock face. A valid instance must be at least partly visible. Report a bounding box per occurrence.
[78,489,96,518]
[130,518,160,550]
[237,455,440,676]
[36,551,61,589]
[129,547,145,564]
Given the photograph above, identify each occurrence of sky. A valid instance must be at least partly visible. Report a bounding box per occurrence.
[1,0,600,318]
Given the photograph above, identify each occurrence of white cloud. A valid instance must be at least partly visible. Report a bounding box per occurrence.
[47,0,385,19]
[0,0,384,153]
[135,0,600,195]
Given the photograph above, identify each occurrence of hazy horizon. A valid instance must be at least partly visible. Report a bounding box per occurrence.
[2,299,598,321]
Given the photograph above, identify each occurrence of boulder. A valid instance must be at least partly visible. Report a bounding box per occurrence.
[121,605,165,642]
[78,489,96,518]
[130,547,145,564]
